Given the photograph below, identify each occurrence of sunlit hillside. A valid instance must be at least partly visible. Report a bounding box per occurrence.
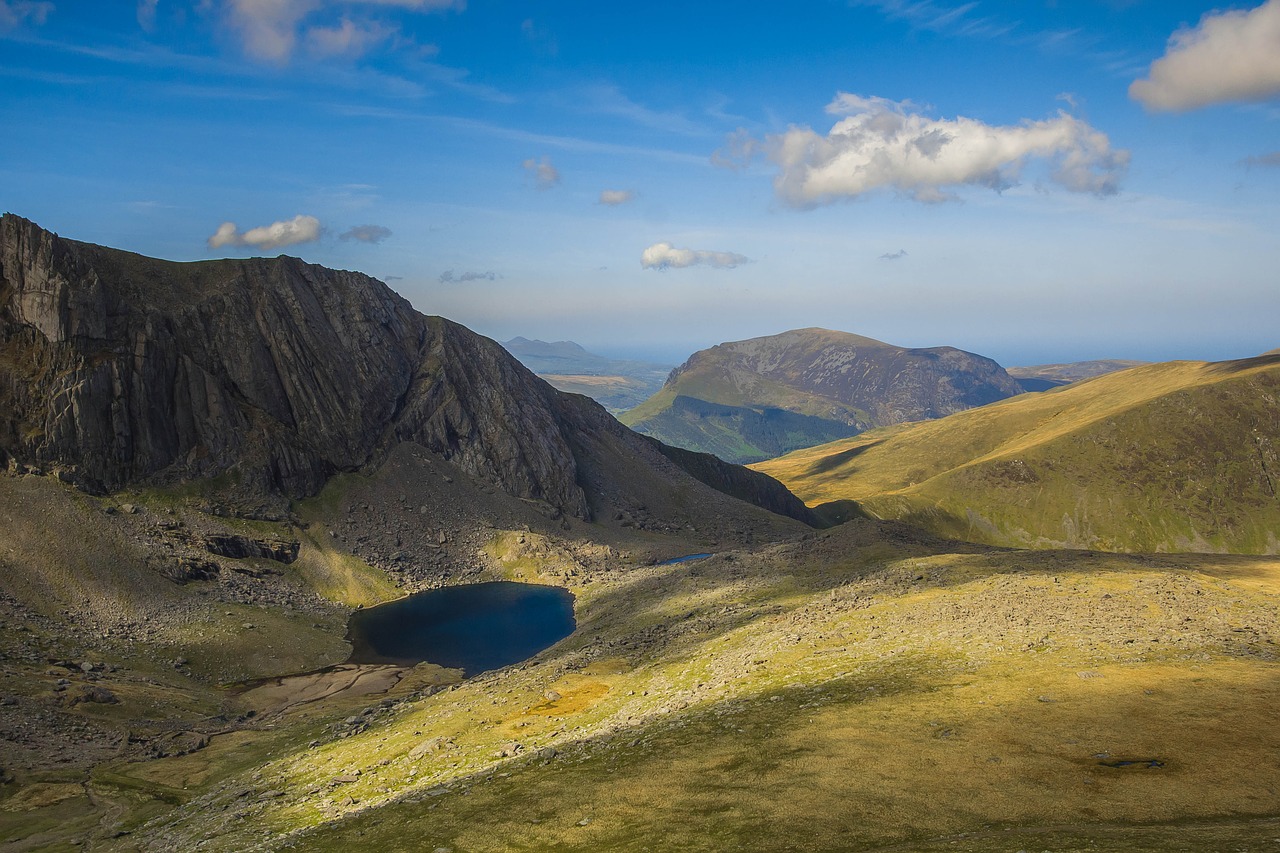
[755,354,1280,554]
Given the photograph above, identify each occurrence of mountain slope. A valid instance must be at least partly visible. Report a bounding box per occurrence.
[755,355,1280,553]
[621,328,1023,464]
[0,214,813,529]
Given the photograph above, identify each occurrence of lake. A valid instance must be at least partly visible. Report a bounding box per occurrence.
[345,581,576,676]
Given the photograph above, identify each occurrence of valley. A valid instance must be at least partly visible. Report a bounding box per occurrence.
[1,218,1278,851]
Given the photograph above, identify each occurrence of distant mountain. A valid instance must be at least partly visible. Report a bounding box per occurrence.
[1006,359,1148,392]
[620,328,1023,464]
[756,352,1280,553]
[501,337,673,413]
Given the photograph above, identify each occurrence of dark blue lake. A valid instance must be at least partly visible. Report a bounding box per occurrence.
[345,581,575,676]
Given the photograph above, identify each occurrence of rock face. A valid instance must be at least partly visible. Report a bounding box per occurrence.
[0,215,812,525]
[622,328,1024,463]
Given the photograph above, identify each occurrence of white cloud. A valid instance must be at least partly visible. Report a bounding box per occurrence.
[640,242,750,271]
[439,269,500,283]
[0,0,53,30]
[1130,1,1280,111]
[522,155,560,189]
[339,223,392,242]
[207,215,322,250]
[598,189,634,206]
[224,0,462,62]
[761,93,1128,207]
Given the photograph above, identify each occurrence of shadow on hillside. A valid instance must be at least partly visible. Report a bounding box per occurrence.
[802,438,884,477]
[1210,351,1280,374]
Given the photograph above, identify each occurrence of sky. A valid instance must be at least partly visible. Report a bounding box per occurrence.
[2,0,1278,367]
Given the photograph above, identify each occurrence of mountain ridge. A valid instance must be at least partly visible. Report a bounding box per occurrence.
[0,214,814,527]
[622,327,1024,463]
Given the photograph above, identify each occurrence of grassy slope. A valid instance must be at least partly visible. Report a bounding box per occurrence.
[754,357,1280,554]
[123,521,1280,851]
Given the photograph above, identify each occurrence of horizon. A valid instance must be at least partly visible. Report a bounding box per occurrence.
[3,1,1278,367]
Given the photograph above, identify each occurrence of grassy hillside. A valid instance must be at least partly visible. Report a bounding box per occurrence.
[755,355,1280,554]
[95,522,1280,851]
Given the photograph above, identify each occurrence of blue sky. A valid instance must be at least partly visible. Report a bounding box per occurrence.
[2,0,1278,366]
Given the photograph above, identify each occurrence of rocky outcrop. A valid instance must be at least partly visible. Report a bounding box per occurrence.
[0,215,811,526]
[201,535,299,564]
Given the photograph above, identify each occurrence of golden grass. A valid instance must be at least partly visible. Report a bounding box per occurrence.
[754,359,1280,554]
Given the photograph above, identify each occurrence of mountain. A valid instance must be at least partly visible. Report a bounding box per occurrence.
[500,337,673,414]
[755,353,1280,553]
[620,327,1024,464]
[3,219,1280,853]
[0,214,814,530]
[1006,359,1148,392]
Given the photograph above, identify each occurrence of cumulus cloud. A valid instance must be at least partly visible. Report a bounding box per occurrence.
[224,0,463,62]
[207,215,322,251]
[879,249,908,260]
[759,93,1128,207]
[522,156,560,189]
[640,242,750,271]
[598,189,634,206]
[0,0,53,30]
[439,270,501,283]
[1130,1,1280,111]
[339,224,392,243]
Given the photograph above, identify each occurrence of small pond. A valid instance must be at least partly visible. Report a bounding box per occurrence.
[658,553,713,565]
[346,581,576,677]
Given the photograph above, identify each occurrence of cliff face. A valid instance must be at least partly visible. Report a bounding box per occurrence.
[0,214,587,513]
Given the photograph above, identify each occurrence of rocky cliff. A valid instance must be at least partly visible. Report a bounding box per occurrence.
[0,215,812,525]
[622,327,1024,463]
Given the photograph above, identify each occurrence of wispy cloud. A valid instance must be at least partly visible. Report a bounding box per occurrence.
[520,17,557,56]
[851,0,1014,40]
[852,0,1144,79]
[758,93,1128,207]
[1243,151,1280,168]
[879,249,908,260]
[207,215,322,251]
[522,155,561,189]
[569,83,707,136]
[641,242,750,270]
[0,0,53,31]
[325,105,707,164]
[1130,0,1280,111]
[223,0,463,63]
[439,269,501,283]
[339,224,392,243]
[598,189,635,206]
[136,0,158,31]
